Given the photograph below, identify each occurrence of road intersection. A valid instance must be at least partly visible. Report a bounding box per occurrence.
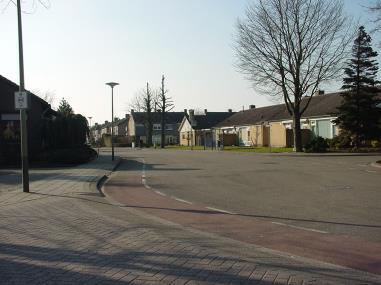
[0,149,380,284]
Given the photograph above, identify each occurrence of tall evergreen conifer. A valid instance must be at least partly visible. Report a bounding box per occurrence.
[335,26,381,146]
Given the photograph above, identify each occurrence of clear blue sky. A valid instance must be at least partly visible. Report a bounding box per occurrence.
[0,0,378,124]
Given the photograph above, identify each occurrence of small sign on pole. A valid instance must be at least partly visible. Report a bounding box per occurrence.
[15,91,30,110]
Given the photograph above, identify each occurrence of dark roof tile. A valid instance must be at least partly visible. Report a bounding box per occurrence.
[216,93,343,127]
[191,112,235,130]
[132,112,185,124]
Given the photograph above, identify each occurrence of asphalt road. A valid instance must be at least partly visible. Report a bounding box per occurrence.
[113,148,381,243]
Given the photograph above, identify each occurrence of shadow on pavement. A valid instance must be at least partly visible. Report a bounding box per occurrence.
[118,158,201,172]
[118,204,381,229]
[0,242,367,284]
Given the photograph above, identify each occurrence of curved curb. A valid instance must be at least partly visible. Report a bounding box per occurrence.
[91,157,122,197]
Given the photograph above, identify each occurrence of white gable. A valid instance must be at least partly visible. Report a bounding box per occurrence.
[179,118,193,132]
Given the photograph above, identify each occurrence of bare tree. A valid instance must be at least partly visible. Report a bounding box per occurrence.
[156,75,174,148]
[235,0,353,151]
[33,89,56,108]
[369,1,381,33]
[127,83,156,147]
[127,93,145,112]
[1,0,50,14]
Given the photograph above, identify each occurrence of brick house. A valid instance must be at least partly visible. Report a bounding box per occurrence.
[128,110,184,146]
[0,75,56,165]
[214,92,344,147]
[178,109,235,147]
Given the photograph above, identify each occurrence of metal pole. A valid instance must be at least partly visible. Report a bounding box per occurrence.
[111,87,114,161]
[204,131,206,150]
[17,0,29,193]
[191,130,193,151]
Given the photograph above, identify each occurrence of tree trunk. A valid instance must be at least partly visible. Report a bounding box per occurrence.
[160,109,165,148]
[146,120,152,147]
[293,112,303,152]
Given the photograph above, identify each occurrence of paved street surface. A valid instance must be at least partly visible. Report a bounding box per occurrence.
[114,149,381,242]
[0,150,380,284]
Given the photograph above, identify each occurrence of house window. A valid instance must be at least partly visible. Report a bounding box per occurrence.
[248,131,251,140]
[316,120,332,139]
[182,134,186,139]
[153,124,161,130]
[165,124,173,130]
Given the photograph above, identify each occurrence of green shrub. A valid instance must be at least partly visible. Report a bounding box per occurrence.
[42,114,89,149]
[371,140,381,148]
[304,136,329,152]
[327,133,352,149]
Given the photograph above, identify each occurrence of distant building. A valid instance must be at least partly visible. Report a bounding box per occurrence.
[214,92,344,147]
[178,109,235,147]
[113,115,129,136]
[128,110,184,145]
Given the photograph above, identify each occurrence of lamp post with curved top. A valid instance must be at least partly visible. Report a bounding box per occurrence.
[105,82,119,161]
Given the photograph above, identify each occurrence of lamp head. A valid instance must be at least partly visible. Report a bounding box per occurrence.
[106,82,119,88]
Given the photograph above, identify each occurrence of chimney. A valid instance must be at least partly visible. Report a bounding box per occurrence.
[105,121,109,124]
[228,109,232,113]
[249,105,256,109]
[204,109,207,115]
[189,109,196,126]
[125,114,129,118]
[130,109,134,114]
[184,109,187,114]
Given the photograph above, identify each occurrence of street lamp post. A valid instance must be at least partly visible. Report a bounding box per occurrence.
[17,0,29,193]
[105,82,119,161]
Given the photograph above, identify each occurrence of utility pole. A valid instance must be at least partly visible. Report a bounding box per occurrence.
[17,0,29,193]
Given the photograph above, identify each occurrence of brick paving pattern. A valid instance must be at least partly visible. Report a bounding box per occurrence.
[0,155,380,284]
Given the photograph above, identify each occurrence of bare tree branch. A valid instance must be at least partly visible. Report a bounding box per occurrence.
[1,0,50,14]
[156,75,175,148]
[235,0,353,151]
[368,0,381,34]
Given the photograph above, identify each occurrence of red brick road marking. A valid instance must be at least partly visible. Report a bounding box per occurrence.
[104,174,381,275]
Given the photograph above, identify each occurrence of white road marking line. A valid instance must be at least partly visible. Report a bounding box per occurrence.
[155,191,166,197]
[141,158,151,189]
[365,170,377,173]
[272,222,328,234]
[206,207,236,215]
[172,197,193,205]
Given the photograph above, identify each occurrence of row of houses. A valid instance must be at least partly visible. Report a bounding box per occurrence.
[91,91,345,148]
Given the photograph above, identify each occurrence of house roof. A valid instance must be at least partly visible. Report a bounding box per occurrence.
[0,74,57,118]
[115,116,129,126]
[190,112,236,130]
[131,111,185,124]
[0,74,50,108]
[216,92,343,128]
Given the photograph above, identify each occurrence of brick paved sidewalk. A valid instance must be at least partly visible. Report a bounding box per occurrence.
[0,155,380,284]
